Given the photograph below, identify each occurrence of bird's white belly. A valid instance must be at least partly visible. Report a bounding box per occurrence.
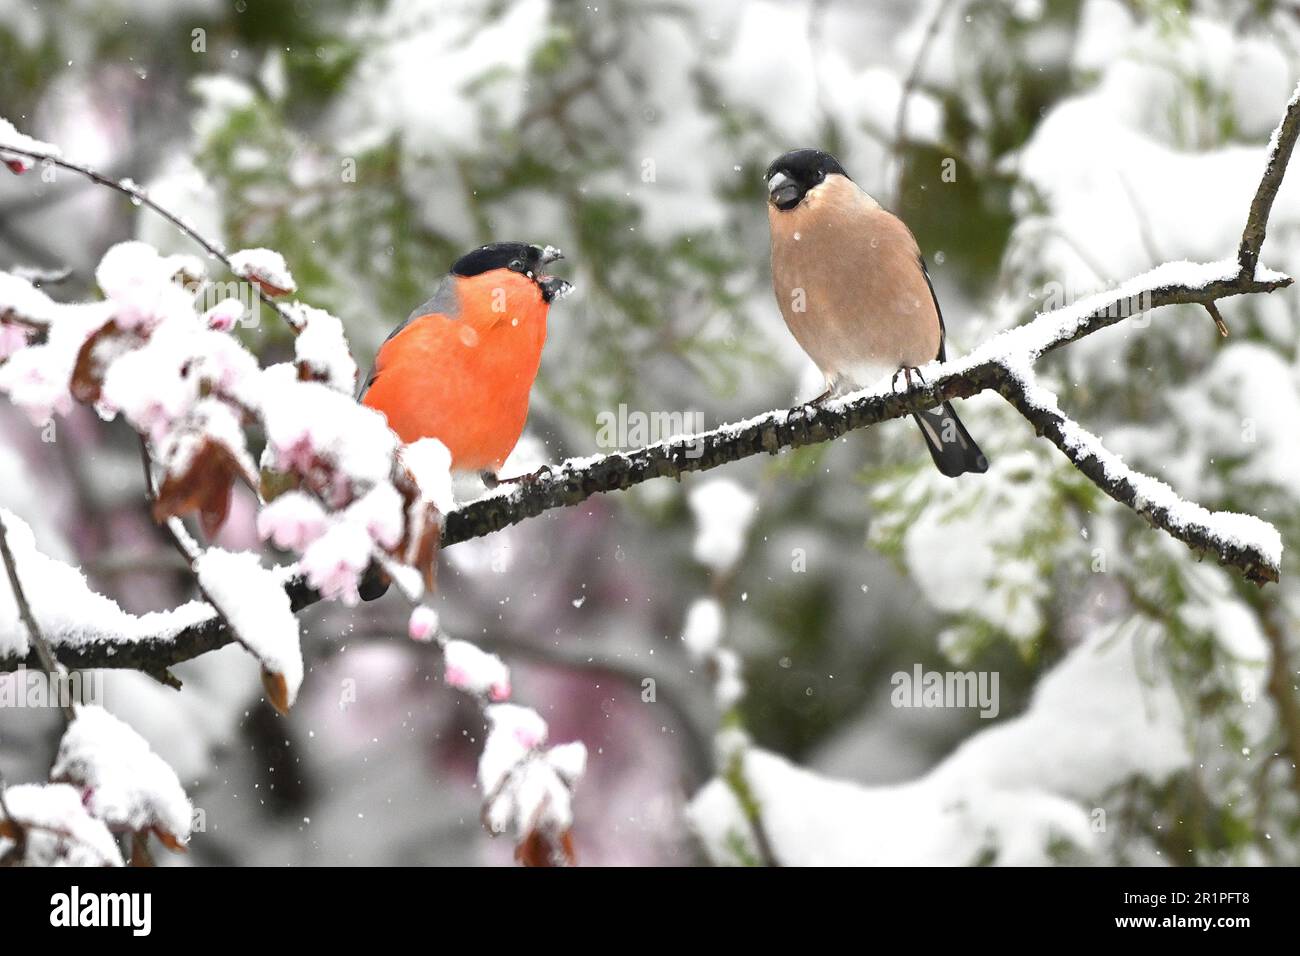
[829,360,901,394]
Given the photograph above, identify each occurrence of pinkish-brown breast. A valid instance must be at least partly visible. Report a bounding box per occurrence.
[769,174,941,391]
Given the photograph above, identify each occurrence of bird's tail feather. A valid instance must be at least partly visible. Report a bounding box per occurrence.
[912,402,988,477]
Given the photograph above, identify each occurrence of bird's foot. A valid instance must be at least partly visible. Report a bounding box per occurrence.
[892,366,927,393]
[784,388,833,428]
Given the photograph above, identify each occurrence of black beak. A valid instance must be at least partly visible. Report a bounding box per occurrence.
[539,245,564,267]
[538,275,573,302]
[767,172,801,209]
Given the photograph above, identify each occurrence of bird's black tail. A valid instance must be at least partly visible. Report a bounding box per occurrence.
[912,402,988,477]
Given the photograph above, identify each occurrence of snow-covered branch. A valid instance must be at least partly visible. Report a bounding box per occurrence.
[446,78,1300,580]
[442,258,1285,586]
[1,85,1296,681]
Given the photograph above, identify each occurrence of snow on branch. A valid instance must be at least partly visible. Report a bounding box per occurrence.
[997,360,1282,583]
[444,86,1300,579]
[442,86,1300,579]
[1,85,1297,680]
[0,171,451,693]
[407,606,584,864]
[1,703,192,865]
[2,86,1292,866]
[1,121,588,857]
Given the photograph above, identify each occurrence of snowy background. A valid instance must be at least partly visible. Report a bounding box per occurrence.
[2,0,1299,866]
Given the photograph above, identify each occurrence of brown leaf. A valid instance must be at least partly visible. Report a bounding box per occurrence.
[245,275,292,298]
[261,667,291,716]
[392,465,442,590]
[515,828,576,867]
[295,359,329,385]
[406,503,441,590]
[153,437,248,537]
[150,826,188,853]
[71,321,146,405]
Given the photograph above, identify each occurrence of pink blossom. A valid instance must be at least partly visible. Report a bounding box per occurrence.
[195,332,260,400]
[444,666,509,702]
[299,521,371,606]
[134,399,177,444]
[408,606,439,642]
[0,353,73,425]
[257,492,329,553]
[109,281,193,332]
[303,557,361,606]
[273,431,317,475]
[441,639,510,699]
[0,321,30,359]
[203,299,245,332]
[207,310,237,332]
[513,724,543,749]
[347,482,404,551]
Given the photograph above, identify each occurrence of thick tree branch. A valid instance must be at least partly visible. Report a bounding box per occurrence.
[2,84,1298,676]
[0,271,1289,678]
[441,259,1288,553]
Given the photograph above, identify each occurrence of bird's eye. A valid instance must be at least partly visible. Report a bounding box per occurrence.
[509,258,525,271]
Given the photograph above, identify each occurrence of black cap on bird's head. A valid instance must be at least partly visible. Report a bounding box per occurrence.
[451,242,573,302]
[764,148,850,210]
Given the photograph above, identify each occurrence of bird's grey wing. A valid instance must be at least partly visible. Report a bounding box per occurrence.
[918,254,946,363]
[355,275,460,402]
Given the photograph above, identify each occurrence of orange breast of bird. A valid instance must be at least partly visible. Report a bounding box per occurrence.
[362,271,549,472]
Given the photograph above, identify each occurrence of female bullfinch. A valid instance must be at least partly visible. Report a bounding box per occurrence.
[765,148,988,477]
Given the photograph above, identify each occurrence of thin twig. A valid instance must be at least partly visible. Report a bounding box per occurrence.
[1204,300,1230,337]
[1239,86,1300,276]
[891,0,955,209]
[1250,590,1300,799]
[0,145,302,332]
[133,437,248,691]
[995,364,1277,583]
[0,514,75,721]
[138,438,199,569]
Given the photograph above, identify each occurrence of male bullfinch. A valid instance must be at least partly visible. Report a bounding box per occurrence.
[764,148,988,477]
[358,241,572,483]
